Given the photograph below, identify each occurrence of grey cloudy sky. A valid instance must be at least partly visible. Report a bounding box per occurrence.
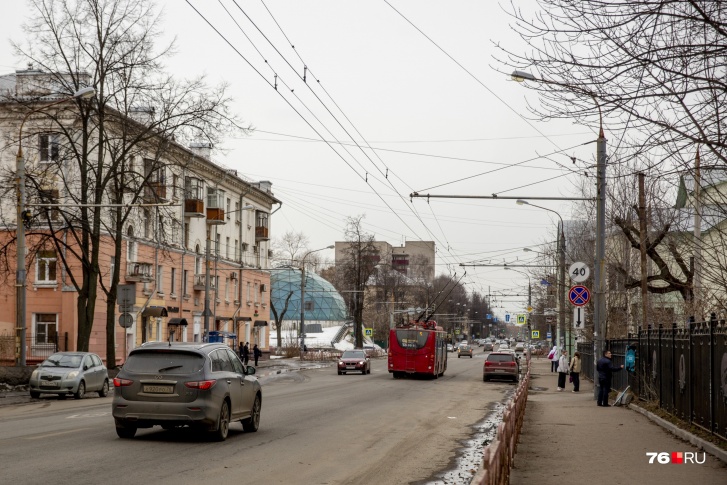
[0,1,601,319]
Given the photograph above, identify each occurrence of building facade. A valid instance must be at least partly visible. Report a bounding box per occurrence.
[0,68,280,364]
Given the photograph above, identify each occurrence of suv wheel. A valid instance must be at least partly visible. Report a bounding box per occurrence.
[116,423,137,439]
[212,401,230,441]
[242,395,261,432]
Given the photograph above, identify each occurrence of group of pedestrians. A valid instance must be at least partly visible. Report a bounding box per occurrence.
[547,345,625,405]
[548,346,582,392]
[238,341,263,366]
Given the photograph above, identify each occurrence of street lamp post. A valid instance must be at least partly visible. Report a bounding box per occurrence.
[512,70,608,400]
[516,200,566,351]
[15,86,95,366]
[299,245,335,354]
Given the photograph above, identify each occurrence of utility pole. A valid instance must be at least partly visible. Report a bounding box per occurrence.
[593,126,607,401]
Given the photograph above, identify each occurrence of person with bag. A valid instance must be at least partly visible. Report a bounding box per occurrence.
[547,345,558,372]
[569,351,582,392]
[556,349,569,391]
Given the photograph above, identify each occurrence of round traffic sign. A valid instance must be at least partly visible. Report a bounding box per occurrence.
[119,313,133,328]
[568,285,591,306]
[569,262,590,283]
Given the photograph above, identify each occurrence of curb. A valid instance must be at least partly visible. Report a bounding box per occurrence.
[628,402,727,464]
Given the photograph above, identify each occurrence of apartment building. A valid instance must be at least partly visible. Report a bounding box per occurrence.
[0,68,280,364]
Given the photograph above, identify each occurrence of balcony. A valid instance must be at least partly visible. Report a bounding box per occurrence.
[207,208,225,225]
[184,198,205,218]
[143,182,167,202]
[193,274,215,291]
[255,225,269,241]
[126,262,153,282]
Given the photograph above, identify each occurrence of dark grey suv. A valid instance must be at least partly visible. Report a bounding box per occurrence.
[112,342,261,441]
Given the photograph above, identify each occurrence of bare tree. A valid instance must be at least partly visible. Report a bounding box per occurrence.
[7,0,240,362]
[336,216,377,348]
[272,230,310,267]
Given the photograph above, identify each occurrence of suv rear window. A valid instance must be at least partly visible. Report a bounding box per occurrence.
[124,351,205,374]
[487,354,515,363]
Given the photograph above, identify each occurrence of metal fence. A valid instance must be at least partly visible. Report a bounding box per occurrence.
[577,319,727,441]
[0,333,68,365]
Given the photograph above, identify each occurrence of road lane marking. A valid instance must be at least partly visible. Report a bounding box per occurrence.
[66,412,111,419]
[24,428,91,440]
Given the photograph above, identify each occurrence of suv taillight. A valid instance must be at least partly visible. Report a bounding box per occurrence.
[113,378,133,387]
[185,380,217,390]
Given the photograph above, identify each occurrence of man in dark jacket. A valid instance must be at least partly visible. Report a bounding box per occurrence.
[596,350,624,407]
[253,344,262,366]
[242,342,250,365]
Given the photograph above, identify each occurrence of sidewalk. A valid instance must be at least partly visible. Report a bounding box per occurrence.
[510,357,726,485]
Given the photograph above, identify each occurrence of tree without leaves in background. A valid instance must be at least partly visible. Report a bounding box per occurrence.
[7,0,241,362]
[335,215,377,348]
[498,0,727,323]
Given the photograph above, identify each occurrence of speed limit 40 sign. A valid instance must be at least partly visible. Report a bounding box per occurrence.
[569,262,590,283]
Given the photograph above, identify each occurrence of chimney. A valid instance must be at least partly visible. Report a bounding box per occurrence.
[189,142,212,160]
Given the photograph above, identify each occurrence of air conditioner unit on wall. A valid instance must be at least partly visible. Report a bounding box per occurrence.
[230,272,237,280]
[260,283,267,292]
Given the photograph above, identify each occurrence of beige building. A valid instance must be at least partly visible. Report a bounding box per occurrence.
[334,240,435,283]
[0,68,280,364]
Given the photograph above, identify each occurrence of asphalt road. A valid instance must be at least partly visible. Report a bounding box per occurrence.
[0,350,516,485]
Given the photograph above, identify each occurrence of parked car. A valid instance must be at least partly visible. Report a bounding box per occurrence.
[446,343,454,352]
[112,342,261,440]
[337,349,371,375]
[457,343,473,358]
[483,352,519,382]
[29,352,109,400]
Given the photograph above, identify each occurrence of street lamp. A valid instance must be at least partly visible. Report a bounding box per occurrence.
[203,204,255,341]
[15,86,95,366]
[300,245,335,354]
[516,199,567,351]
[512,70,608,400]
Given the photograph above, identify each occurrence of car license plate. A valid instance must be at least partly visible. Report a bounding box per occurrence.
[41,380,59,387]
[346,366,355,369]
[143,385,174,394]
[494,369,505,373]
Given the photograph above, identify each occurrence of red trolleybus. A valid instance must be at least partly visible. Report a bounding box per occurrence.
[388,320,447,378]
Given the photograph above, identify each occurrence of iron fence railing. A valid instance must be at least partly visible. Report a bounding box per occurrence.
[577,319,727,441]
[0,333,68,365]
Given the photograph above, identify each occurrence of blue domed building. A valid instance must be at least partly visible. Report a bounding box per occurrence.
[269,267,352,349]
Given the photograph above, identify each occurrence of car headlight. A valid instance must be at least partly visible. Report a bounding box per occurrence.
[358,361,364,365]
[338,361,343,365]
[67,371,79,379]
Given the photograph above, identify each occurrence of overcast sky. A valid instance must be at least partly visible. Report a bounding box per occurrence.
[0,1,601,320]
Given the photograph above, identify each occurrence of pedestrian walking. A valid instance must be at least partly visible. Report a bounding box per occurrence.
[569,351,582,392]
[242,342,250,365]
[556,349,569,391]
[596,349,624,407]
[547,345,558,372]
[253,344,262,366]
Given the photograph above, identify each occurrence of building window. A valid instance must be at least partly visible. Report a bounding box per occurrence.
[226,198,231,220]
[234,202,240,224]
[183,269,189,295]
[157,265,163,294]
[226,237,230,260]
[234,239,239,261]
[215,233,221,256]
[254,283,259,305]
[233,277,239,302]
[39,134,60,163]
[35,313,57,344]
[195,245,202,274]
[36,250,57,284]
[171,268,177,295]
[224,277,229,302]
[172,174,179,199]
[247,282,252,304]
